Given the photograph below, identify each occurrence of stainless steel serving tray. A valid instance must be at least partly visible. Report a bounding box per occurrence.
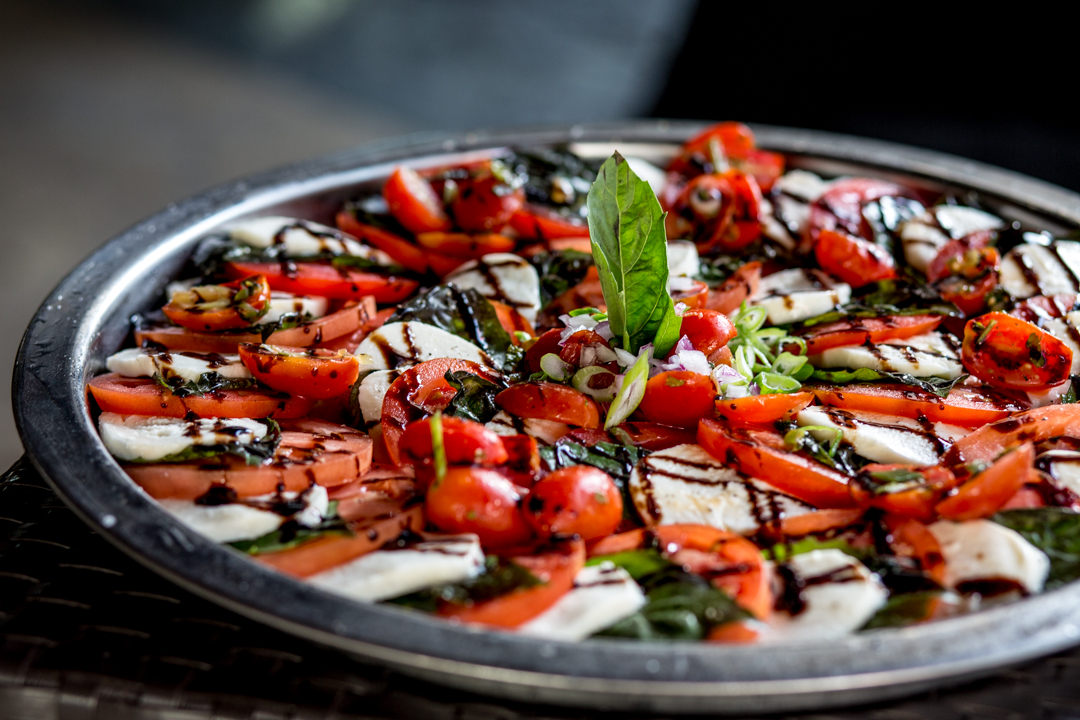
[15,122,1080,715]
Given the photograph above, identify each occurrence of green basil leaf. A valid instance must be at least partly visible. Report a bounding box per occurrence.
[443,370,504,423]
[386,284,523,372]
[861,591,949,630]
[230,503,348,555]
[153,370,257,398]
[809,368,967,398]
[526,249,595,306]
[330,254,405,275]
[386,554,541,612]
[586,549,669,580]
[586,152,678,355]
[993,508,1080,589]
[258,312,315,342]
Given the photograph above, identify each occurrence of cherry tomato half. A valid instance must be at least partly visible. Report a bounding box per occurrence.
[162,274,271,332]
[524,466,622,541]
[450,173,525,232]
[383,165,452,234]
[425,466,534,547]
[638,371,717,429]
[399,416,509,467]
[673,309,737,357]
[495,382,601,429]
[961,312,1073,390]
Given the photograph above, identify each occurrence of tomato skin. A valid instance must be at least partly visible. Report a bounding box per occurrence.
[668,122,784,191]
[814,228,897,287]
[495,382,601,429]
[613,421,697,451]
[800,315,942,355]
[383,166,452,234]
[849,464,958,522]
[426,252,469,278]
[238,344,360,400]
[88,373,313,419]
[961,312,1072,390]
[670,279,711,310]
[780,508,866,537]
[450,174,525,232]
[808,178,907,243]
[698,418,855,508]
[810,383,1028,429]
[673,309,736,357]
[558,330,616,371]
[490,300,535,339]
[523,466,622,541]
[929,240,1000,317]
[638,371,717,429]
[508,205,590,240]
[936,443,1035,520]
[949,404,1080,466]
[335,212,428,274]
[162,275,272,332]
[715,391,813,424]
[425,466,534,547]
[399,416,509,467]
[415,231,516,259]
[523,328,564,373]
[705,261,761,315]
[664,172,762,253]
[883,514,945,586]
[380,358,504,466]
[225,261,419,304]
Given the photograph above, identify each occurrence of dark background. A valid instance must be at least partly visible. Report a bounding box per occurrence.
[1,0,1075,466]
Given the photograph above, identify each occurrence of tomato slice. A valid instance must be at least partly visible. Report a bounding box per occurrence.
[415,231,516,259]
[810,383,1028,428]
[883,514,945,586]
[961,312,1073,390]
[800,315,942,355]
[400,416,508,467]
[508,205,590,240]
[705,261,761,315]
[450,174,525,232]
[225,261,419,304]
[380,358,504,465]
[948,404,1080,465]
[675,309,737,357]
[438,539,586,628]
[88,373,313,419]
[613,421,697,451]
[936,443,1035,520]
[126,419,373,499]
[383,166,452,234]
[135,300,377,354]
[808,178,907,243]
[256,506,423,578]
[495,382,601,429]
[698,418,854,508]
[638,371,717,428]
[848,464,958,522]
[715,391,814,424]
[780,508,866,537]
[489,300,534,339]
[335,212,428,274]
[814,228,897,287]
[238,343,360,400]
[162,275,272,332]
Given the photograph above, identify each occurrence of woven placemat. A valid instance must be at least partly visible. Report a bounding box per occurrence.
[2,458,1080,720]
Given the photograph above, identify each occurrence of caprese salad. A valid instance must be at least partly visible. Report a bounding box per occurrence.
[87,123,1080,643]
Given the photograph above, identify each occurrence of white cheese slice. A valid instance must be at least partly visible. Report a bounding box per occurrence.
[107,347,252,384]
[900,205,1004,273]
[161,501,284,544]
[445,253,542,326]
[765,549,888,641]
[750,268,851,325]
[517,563,646,641]
[222,215,394,264]
[773,169,828,202]
[628,444,813,533]
[796,407,968,466]
[1000,241,1080,299]
[810,331,964,379]
[98,413,270,462]
[307,534,485,602]
[357,369,403,424]
[485,411,570,445]
[1037,449,1080,497]
[257,292,329,325]
[354,321,494,372]
[666,240,700,278]
[928,519,1049,594]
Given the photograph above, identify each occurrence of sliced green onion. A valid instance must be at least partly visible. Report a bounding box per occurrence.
[784,425,842,456]
[540,352,573,382]
[772,352,808,377]
[605,348,652,430]
[569,307,601,317]
[572,366,618,403]
[757,372,802,394]
[430,411,447,484]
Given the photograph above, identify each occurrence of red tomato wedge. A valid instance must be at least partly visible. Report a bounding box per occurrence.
[256,505,424,578]
[936,443,1035,520]
[961,312,1073,391]
[698,418,855,508]
[383,166,452,234]
[948,404,1080,465]
[799,315,943,355]
[88,373,314,419]
[715,391,814,424]
[449,174,525,232]
[238,344,361,400]
[134,299,378,354]
[381,358,504,465]
[810,384,1028,429]
[439,539,586,628]
[814,228,897,287]
[613,422,698,451]
[495,382,601,429]
[126,419,373,500]
[335,212,428,274]
[508,205,590,240]
[224,260,419,304]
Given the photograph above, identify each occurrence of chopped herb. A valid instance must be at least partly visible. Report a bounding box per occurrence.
[808,367,967,398]
[1027,332,1047,367]
[386,555,541,612]
[443,370,504,424]
[230,502,347,555]
[993,508,1080,589]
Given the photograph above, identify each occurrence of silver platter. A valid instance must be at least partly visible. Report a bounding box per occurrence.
[14,122,1080,715]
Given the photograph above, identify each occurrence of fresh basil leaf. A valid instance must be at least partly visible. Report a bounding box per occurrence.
[153,370,257,398]
[386,284,523,372]
[443,370,504,423]
[861,591,946,630]
[859,467,927,495]
[386,554,540,612]
[1062,376,1080,404]
[586,549,669,579]
[793,279,961,329]
[258,312,315,342]
[993,508,1080,589]
[809,367,967,398]
[526,249,594,306]
[587,152,679,355]
[784,425,869,477]
[340,199,413,238]
[230,505,348,555]
[766,537,862,563]
[330,254,405,275]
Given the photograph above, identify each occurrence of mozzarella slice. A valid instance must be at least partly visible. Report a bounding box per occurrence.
[666,240,700,278]
[307,534,484,602]
[485,411,570,445]
[354,321,494,371]
[901,205,1004,273]
[107,347,252,384]
[161,501,285,543]
[628,444,813,534]
[810,331,964,379]
[517,563,646,641]
[1010,293,1080,375]
[765,549,888,641]
[223,215,394,264]
[774,169,828,202]
[258,292,329,325]
[1037,449,1080,497]
[445,253,542,325]
[928,519,1049,594]
[357,370,402,424]
[99,413,271,462]
[1000,241,1080,299]
[750,268,851,325]
[796,407,968,466]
